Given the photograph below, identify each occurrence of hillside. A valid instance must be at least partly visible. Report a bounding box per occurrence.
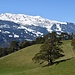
[0,40,75,75]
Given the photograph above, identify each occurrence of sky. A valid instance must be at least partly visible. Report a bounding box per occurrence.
[0,0,75,23]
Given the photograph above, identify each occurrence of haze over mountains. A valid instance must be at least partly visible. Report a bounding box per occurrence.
[0,13,75,47]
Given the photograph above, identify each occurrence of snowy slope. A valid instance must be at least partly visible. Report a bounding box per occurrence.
[0,13,75,47]
[0,13,67,32]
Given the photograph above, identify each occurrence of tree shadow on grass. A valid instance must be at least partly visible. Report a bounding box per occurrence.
[54,57,73,65]
[43,57,73,67]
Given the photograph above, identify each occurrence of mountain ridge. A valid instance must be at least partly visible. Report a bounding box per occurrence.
[0,13,67,32]
[0,13,75,47]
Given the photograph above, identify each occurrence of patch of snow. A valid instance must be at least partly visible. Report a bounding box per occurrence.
[9,35,13,37]
[14,34,19,38]
[0,24,10,28]
[2,31,10,34]
[0,30,1,32]
[35,31,43,37]
[18,25,43,36]
[25,39,32,41]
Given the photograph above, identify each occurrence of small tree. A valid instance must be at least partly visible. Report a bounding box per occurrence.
[32,32,64,65]
[20,41,31,49]
[10,41,19,52]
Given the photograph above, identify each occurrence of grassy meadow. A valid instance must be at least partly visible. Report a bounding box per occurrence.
[0,40,75,75]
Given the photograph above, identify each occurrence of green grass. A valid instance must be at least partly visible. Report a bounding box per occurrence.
[0,40,75,75]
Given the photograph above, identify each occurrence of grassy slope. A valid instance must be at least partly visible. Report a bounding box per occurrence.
[0,40,75,75]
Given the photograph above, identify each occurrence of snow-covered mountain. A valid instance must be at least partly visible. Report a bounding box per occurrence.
[0,13,68,32]
[0,13,75,47]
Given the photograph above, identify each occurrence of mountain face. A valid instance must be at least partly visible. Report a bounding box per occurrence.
[0,13,75,47]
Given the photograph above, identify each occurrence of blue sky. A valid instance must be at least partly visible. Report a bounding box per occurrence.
[0,0,75,22]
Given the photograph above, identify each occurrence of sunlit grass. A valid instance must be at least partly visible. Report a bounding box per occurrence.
[0,40,75,75]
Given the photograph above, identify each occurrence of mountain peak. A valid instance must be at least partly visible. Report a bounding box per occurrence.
[0,13,75,47]
[0,13,67,25]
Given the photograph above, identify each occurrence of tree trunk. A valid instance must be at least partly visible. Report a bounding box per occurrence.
[48,52,53,65]
[48,59,53,65]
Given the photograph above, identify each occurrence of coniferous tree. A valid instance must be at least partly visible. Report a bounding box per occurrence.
[10,41,19,52]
